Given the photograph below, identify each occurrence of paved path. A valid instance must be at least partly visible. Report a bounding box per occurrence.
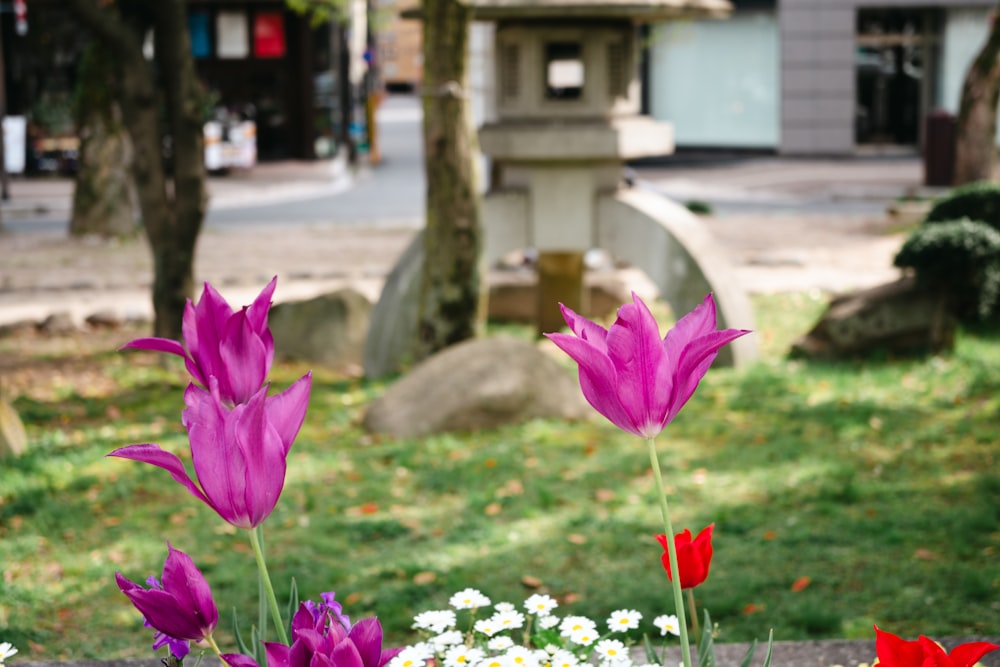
[0,94,930,328]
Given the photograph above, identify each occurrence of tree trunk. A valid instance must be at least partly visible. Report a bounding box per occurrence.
[67,0,207,340]
[414,0,483,361]
[71,43,138,238]
[954,7,1000,185]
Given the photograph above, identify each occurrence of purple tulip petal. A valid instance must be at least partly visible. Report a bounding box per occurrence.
[120,337,187,357]
[220,311,271,404]
[328,638,365,667]
[665,328,750,426]
[246,276,277,333]
[348,618,385,667]
[222,654,261,667]
[107,443,212,510]
[265,641,293,667]
[559,303,609,354]
[546,332,640,435]
[234,388,286,527]
[160,543,219,633]
[606,295,670,437]
[184,384,251,527]
[379,648,404,667]
[266,373,313,453]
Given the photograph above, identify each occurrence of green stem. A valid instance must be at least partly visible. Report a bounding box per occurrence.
[248,526,290,645]
[205,634,224,658]
[686,588,700,641]
[647,436,693,667]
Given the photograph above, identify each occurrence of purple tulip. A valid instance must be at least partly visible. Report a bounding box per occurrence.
[264,604,402,667]
[116,543,219,645]
[123,278,277,406]
[545,293,750,439]
[109,373,311,530]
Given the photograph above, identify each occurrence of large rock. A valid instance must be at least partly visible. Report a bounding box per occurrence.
[0,400,28,458]
[269,289,372,371]
[363,336,591,437]
[791,277,955,359]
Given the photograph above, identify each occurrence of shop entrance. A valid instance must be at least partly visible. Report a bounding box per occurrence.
[855,8,939,147]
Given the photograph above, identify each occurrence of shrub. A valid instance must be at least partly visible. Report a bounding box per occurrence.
[924,180,1000,231]
[684,199,713,216]
[894,218,1000,320]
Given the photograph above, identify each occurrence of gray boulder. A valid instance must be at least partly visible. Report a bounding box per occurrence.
[269,289,372,371]
[363,336,591,437]
[0,400,27,458]
[792,277,955,359]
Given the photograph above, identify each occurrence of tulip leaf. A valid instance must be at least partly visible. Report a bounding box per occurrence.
[286,577,300,640]
[760,630,774,667]
[642,633,660,665]
[737,639,758,667]
[698,610,715,667]
[232,608,253,656]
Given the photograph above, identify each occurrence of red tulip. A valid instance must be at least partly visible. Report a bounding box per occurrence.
[874,626,1000,667]
[656,524,714,589]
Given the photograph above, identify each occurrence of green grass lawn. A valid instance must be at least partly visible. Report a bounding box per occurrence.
[1,292,998,660]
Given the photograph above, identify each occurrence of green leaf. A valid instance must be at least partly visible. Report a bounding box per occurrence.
[642,633,661,665]
[760,630,774,667]
[233,608,252,656]
[287,577,300,640]
[697,610,715,667]
[737,639,758,667]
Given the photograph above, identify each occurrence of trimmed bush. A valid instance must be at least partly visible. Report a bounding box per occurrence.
[894,218,1000,320]
[924,181,1000,230]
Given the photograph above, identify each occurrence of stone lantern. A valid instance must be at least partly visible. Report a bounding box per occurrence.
[365,0,757,378]
[475,0,755,366]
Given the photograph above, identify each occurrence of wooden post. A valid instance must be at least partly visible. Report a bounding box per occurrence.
[536,251,587,336]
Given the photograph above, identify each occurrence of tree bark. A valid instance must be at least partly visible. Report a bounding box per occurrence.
[414,0,483,361]
[954,6,1000,185]
[66,0,206,339]
[71,43,138,238]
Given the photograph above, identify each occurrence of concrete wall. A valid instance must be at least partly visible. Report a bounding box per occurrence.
[779,0,997,156]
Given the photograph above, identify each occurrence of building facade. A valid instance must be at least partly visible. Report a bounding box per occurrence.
[646,0,998,155]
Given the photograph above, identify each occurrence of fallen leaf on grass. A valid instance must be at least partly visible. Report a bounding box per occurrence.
[413,571,437,585]
[791,576,811,592]
[521,575,543,588]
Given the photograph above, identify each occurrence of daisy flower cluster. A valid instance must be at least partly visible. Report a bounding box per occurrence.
[0,642,17,665]
[386,589,682,667]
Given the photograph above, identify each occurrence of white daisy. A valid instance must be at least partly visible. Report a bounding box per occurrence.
[495,602,516,613]
[492,609,526,630]
[559,615,597,637]
[653,614,680,637]
[606,609,642,632]
[431,630,465,650]
[594,639,627,662]
[387,645,433,667]
[523,594,558,616]
[0,644,16,664]
[450,588,492,610]
[476,655,511,667]
[549,650,579,667]
[444,645,485,667]
[488,636,515,651]
[538,615,560,630]
[413,609,457,633]
[505,646,539,667]
[474,618,501,637]
[568,628,597,646]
